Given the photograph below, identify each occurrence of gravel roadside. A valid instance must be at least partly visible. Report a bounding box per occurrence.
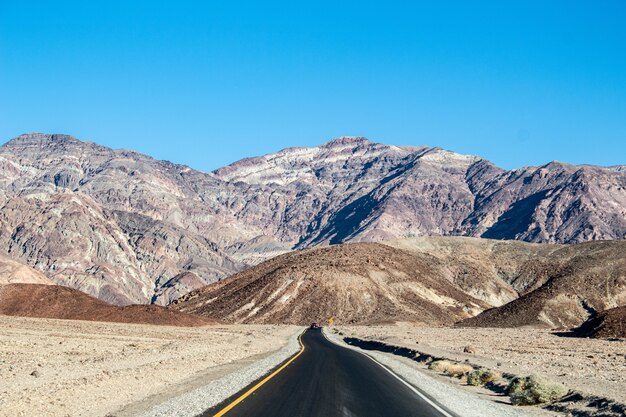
[323,328,531,417]
[137,327,303,417]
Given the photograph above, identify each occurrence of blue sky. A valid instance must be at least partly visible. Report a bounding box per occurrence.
[1,1,625,171]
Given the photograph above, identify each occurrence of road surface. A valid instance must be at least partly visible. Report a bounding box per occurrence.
[201,327,456,417]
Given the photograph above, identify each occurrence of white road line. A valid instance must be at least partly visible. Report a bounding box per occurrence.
[321,328,458,417]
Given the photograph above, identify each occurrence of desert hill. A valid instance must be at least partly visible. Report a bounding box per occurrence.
[0,284,212,326]
[457,241,626,329]
[0,254,53,285]
[172,242,490,325]
[572,306,626,339]
[175,237,626,328]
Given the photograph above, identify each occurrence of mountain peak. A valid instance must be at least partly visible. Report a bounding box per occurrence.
[3,133,82,148]
[322,136,373,148]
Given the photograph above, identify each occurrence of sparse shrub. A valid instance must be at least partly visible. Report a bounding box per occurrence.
[428,360,473,377]
[507,375,568,406]
[446,363,474,377]
[467,368,501,386]
[428,360,450,372]
[505,376,526,396]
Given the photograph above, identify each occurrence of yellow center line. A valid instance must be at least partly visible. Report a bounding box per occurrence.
[212,331,306,417]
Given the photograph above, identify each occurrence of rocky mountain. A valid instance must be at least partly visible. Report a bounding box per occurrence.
[214,137,626,246]
[457,240,626,329]
[0,133,625,305]
[0,134,248,304]
[174,237,626,327]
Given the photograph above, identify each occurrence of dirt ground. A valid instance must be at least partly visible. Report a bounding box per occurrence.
[338,324,626,405]
[0,316,299,417]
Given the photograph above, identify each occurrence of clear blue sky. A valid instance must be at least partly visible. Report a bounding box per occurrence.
[1,1,625,171]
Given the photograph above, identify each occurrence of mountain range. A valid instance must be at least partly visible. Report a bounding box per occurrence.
[1,133,625,305]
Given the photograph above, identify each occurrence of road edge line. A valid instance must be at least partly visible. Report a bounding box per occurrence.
[321,328,459,417]
[210,330,306,417]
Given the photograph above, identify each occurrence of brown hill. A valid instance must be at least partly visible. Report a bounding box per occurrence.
[572,306,626,339]
[457,241,626,329]
[0,284,213,326]
[174,237,626,328]
[386,237,559,306]
[172,242,491,325]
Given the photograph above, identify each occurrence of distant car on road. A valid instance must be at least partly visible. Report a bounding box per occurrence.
[310,322,320,329]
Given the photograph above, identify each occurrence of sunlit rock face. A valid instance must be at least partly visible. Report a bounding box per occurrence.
[1,133,625,304]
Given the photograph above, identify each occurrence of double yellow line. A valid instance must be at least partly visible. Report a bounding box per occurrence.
[212,332,306,416]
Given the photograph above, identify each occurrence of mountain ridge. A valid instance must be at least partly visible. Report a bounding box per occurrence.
[1,132,625,305]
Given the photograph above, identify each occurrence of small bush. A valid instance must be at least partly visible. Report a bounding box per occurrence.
[428,360,450,372]
[507,375,568,406]
[505,376,526,396]
[428,360,473,377]
[446,363,474,377]
[467,368,501,386]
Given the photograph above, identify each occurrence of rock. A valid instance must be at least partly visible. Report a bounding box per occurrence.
[463,345,476,354]
[30,370,40,377]
[1,133,626,309]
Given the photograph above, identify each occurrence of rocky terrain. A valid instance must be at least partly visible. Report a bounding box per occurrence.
[172,242,491,325]
[0,254,52,285]
[1,133,626,305]
[0,315,298,417]
[573,306,626,339]
[0,284,212,326]
[175,237,626,328]
[340,324,626,407]
[457,240,626,329]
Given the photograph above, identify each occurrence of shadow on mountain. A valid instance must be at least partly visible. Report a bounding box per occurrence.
[482,190,549,240]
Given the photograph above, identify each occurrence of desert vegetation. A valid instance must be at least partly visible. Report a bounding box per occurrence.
[427,360,474,377]
[506,375,569,406]
[467,368,501,386]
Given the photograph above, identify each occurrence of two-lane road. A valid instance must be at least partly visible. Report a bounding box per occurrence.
[202,328,456,417]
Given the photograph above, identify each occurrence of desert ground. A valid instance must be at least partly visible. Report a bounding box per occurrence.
[2,315,624,417]
[338,324,626,405]
[0,316,298,417]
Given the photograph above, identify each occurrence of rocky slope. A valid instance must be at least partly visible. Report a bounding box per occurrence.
[0,134,248,304]
[174,237,626,327]
[0,254,53,285]
[457,241,626,329]
[572,306,626,339]
[172,242,490,325]
[1,133,625,305]
[215,137,626,246]
[0,283,212,326]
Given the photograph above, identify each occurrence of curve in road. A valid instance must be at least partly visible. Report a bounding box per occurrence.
[201,327,457,417]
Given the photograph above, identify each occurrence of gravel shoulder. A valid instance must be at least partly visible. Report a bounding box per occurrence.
[137,327,302,417]
[337,324,626,405]
[324,327,532,417]
[0,315,300,417]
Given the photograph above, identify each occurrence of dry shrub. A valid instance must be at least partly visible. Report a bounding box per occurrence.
[446,363,474,377]
[428,360,451,372]
[506,375,568,405]
[467,368,501,386]
[428,360,473,377]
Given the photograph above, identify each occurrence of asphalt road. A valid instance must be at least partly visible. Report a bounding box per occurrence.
[202,328,455,417]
